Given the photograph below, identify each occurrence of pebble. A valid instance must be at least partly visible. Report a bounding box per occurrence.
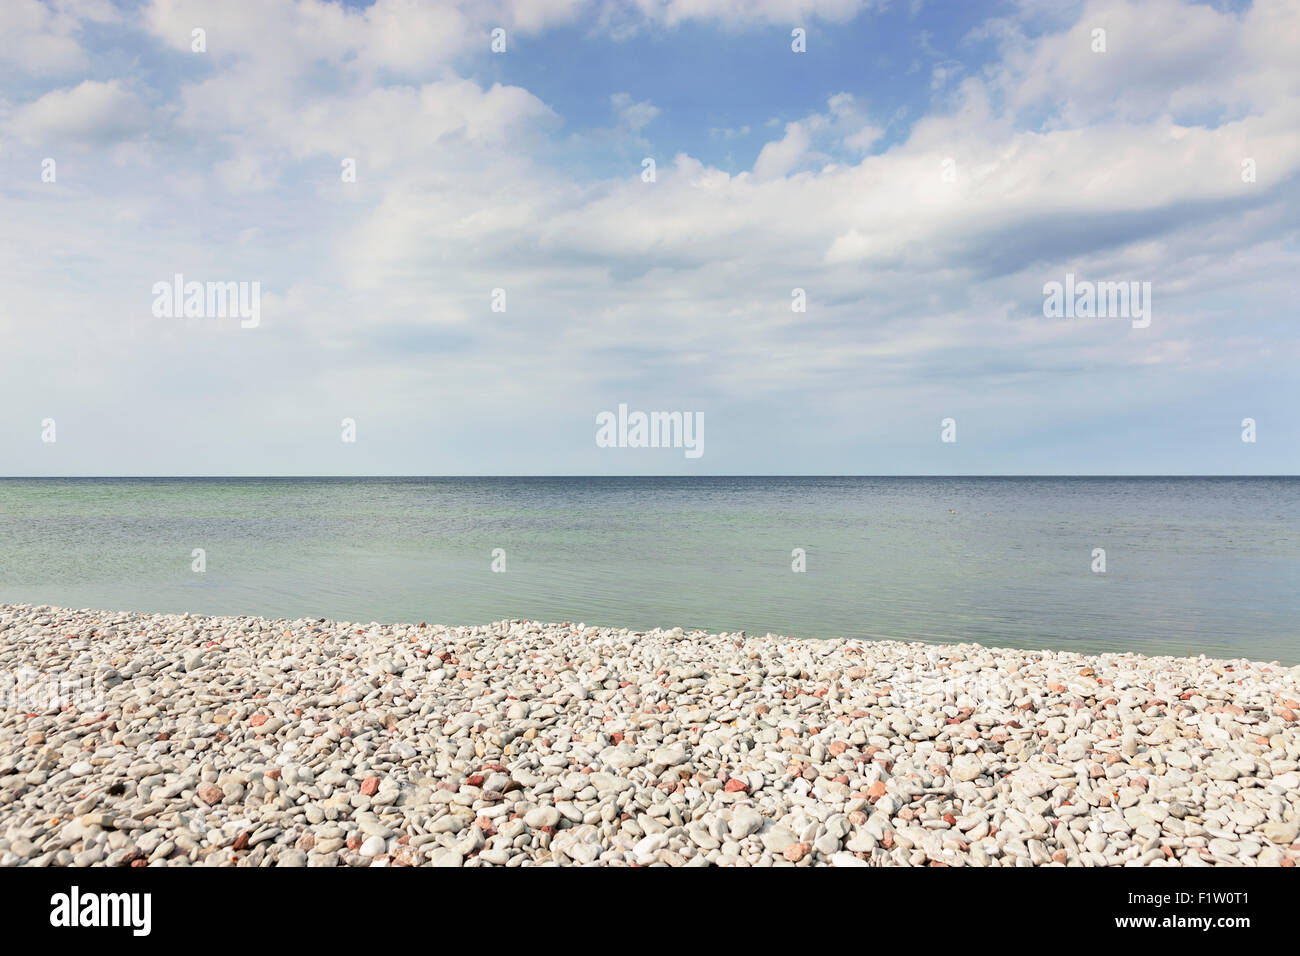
[524,806,560,829]
[0,603,1295,867]
[427,848,463,867]
[1262,822,1298,845]
[730,809,765,840]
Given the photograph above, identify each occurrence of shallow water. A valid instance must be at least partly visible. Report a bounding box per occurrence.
[1,477,1297,662]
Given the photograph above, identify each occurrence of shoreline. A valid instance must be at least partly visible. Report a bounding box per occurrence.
[1,603,1297,866]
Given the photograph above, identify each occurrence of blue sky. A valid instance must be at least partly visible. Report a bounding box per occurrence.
[479,6,1001,172]
[1,0,1298,475]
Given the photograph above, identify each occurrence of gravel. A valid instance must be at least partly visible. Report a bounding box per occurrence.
[1,603,1297,867]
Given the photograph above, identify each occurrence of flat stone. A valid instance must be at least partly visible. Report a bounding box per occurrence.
[761,826,797,854]
[524,806,560,829]
[729,809,765,840]
[1262,821,1298,845]
[428,847,464,867]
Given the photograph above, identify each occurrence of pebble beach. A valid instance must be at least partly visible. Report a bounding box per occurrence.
[1,603,1298,867]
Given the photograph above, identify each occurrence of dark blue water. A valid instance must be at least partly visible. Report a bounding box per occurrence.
[1,477,1296,662]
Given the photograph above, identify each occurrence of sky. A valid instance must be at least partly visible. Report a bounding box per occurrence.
[1,0,1297,476]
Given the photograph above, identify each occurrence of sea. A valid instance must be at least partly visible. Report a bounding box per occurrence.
[1,476,1297,663]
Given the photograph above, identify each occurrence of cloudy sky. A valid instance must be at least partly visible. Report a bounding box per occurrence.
[2,0,1297,475]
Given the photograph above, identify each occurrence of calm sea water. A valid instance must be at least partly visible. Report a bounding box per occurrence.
[1,477,1297,662]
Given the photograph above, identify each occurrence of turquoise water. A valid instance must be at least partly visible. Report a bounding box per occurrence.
[0,477,1297,662]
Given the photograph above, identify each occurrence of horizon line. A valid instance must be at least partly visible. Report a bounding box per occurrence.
[2,474,1297,480]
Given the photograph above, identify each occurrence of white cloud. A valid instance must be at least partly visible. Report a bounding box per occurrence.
[0,0,99,75]
[9,79,150,145]
[626,0,878,27]
[611,93,660,133]
[753,121,811,179]
[214,150,273,193]
[991,0,1300,126]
